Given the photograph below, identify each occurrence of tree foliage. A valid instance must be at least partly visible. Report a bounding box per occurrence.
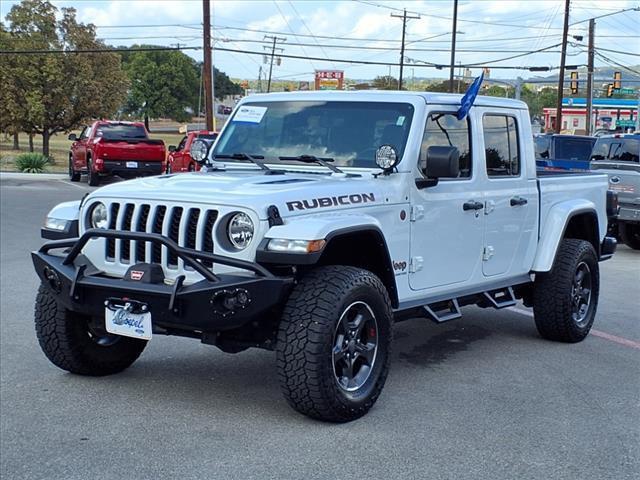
[120,47,199,123]
[372,75,399,90]
[118,48,243,123]
[1,0,129,156]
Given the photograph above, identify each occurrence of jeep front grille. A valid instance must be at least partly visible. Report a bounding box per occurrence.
[103,202,219,271]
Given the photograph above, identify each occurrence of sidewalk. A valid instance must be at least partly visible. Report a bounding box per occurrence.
[0,172,67,180]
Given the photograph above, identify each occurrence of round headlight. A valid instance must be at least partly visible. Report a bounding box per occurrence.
[227,212,254,250]
[90,202,108,229]
[191,139,209,163]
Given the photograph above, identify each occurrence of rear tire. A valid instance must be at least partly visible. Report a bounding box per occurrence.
[87,157,99,186]
[533,239,599,343]
[68,156,80,182]
[619,222,640,250]
[35,284,147,376]
[276,266,393,422]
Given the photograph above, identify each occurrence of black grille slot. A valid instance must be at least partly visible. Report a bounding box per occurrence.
[151,206,167,263]
[167,207,183,267]
[106,203,120,259]
[134,204,151,262]
[202,210,218,268]
[185,209,200,250]
[120,204,135,262]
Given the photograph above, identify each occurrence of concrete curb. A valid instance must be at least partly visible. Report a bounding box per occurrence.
[0,172,67,180]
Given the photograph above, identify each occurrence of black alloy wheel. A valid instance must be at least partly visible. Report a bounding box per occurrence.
[332,301,378,392]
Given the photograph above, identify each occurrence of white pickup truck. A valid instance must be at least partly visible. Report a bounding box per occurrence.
[34,91,617,422]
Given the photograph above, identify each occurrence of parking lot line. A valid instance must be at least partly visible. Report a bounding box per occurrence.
[507,307,640,350]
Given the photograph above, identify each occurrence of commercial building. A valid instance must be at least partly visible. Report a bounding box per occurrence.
[543,98,638,133]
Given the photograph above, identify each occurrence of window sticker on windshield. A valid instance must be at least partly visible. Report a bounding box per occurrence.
[233,106,267,124]
[396,116,405,126]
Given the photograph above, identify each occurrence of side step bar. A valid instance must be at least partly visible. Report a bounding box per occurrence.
[423,299,462,323]
[482,287,517,309]
[419,287,517,324]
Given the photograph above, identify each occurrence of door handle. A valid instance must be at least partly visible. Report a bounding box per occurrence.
[510,196,528,207]
[463,200,484,211]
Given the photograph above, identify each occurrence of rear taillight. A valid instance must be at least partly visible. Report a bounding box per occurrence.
[606,190,619,217]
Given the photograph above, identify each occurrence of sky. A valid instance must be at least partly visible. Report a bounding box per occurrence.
[1,0,639,83]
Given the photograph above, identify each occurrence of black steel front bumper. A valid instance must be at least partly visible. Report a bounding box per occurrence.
[32,229,293,334]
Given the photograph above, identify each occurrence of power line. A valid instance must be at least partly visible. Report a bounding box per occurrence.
[352,0,584,30]
[286,0,338,69]
[0,45,201,55]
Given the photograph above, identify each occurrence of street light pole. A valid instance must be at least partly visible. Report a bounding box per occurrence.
[448,0,459,93]
[554,0,571,133]
[202,0,213,131]
[585,19,595,135]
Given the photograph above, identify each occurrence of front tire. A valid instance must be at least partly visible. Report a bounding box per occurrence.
[276,266,393,422]
[35,284,147,376]
[533,239,599,343]
[619,222,640,250]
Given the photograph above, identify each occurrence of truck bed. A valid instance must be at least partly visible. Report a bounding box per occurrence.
[537,172,609,247]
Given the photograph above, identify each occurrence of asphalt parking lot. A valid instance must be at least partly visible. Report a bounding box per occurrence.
[1,174,638,480]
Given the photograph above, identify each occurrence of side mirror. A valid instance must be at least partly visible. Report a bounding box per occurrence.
[68,133,77,141]
[416,146,460,189]
[168,145,177,152]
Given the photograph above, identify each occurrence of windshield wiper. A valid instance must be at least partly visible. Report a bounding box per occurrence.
[213,153,283,175]
[278,155,343,174]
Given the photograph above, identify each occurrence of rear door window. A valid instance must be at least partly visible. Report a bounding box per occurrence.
[554,137,596,161]
[483,115,520,177]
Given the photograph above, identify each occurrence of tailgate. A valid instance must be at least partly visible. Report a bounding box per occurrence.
[98,139,165,161]
[590,162,640,209]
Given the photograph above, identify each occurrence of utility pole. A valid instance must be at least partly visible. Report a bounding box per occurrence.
[264,35,286,93]
[555,0,571,133]
[257,66,263,93]
[391,9,420,90]
[202,0,213,131]
[448,0,459,93]
[585,18,595,135]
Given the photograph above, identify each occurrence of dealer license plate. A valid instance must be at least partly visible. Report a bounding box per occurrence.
[126,161,138,168]
[105,306,152,340]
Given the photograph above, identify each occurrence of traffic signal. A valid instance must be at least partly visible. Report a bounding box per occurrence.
[570,71,579,94]
[606,83,614,97]
[613,71,622,89]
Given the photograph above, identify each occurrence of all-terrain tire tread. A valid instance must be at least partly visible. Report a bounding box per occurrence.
[533,239,599,343]
[35,284,146,376]
[276,266,393,422]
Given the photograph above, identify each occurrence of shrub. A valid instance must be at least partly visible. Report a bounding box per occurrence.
[15,153,49,173]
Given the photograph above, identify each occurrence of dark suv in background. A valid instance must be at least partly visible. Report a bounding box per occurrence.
[590,134,640,249]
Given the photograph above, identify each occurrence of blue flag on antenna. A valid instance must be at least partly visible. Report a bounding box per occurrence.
[456,72,484,120]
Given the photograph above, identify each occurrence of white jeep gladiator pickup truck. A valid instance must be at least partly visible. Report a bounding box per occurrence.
[34,91,617,422]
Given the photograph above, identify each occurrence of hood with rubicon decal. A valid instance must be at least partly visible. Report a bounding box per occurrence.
[85,169,407,220]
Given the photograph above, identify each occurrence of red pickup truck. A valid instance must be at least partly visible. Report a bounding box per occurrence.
[166,130,218,173]
[68,121,166,186]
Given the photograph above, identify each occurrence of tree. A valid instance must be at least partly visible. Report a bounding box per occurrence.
[427,79,471,93]
[372,75,399,90]
[2,0,129,157]
[521,85,557,117]
[120,46,199,125]
[213,66,243,100]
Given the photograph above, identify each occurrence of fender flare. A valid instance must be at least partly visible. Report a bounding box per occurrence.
[532,200,599,272]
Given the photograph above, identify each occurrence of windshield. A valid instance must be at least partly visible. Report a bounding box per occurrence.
[591,137,640,162]
[212,101,414,168]
[95,124,147,140]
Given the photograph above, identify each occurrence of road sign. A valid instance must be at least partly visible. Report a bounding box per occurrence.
[615,88,635,94]
[616,119,635,127]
